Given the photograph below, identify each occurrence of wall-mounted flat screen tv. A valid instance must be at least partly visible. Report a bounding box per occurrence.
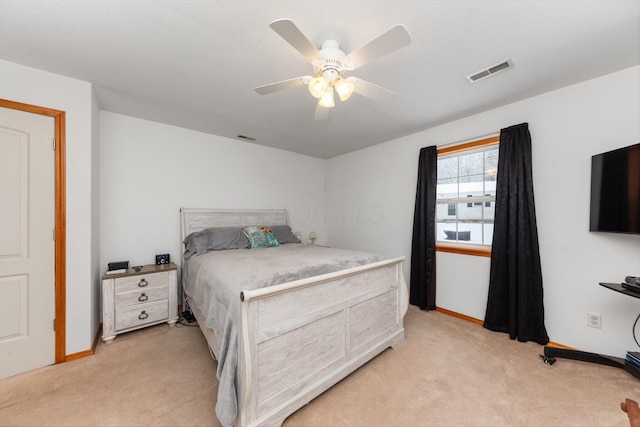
[589,143,640,234]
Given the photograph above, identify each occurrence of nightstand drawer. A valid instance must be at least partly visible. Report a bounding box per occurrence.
[116,300,168,330]
[116,287,168,308]
[114,273,168,293]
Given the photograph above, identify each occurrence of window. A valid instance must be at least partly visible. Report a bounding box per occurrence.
[436,136,499,254]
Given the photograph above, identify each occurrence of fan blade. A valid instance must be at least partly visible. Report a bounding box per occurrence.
[269,19,321,65]
[255,76,311,95]
[314,103,330,121]
[352,78,396,104]
[345,25,411,70]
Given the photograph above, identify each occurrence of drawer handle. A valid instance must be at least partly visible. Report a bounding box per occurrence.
[138,311,149,320]
[138,293,148,302]
[138,278,148,288]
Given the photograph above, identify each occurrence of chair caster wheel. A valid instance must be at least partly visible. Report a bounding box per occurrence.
[539,354,556,365]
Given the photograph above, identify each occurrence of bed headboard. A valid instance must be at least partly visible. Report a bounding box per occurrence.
[180,208,289,243]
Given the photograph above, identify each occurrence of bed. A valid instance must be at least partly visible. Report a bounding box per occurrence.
[180,208,408,427]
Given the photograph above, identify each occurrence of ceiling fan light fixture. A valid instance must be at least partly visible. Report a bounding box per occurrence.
[334,77,355,101]
[318,86,335,108]
[258,19,412,111]
[308,75,328,98]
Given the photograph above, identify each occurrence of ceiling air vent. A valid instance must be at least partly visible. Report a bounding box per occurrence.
[466,59,513,83]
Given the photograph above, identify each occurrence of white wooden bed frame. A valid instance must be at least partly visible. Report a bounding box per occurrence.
[180,208,408,427]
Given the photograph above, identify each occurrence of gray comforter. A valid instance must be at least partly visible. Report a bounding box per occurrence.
[183,243,385,427]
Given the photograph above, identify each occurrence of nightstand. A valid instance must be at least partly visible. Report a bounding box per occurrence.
[101,263,178,342]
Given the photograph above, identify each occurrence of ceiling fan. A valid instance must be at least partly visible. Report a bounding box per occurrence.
[255,19,411,117]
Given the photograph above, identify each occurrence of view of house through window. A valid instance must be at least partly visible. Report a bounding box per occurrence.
[436,137,499,247]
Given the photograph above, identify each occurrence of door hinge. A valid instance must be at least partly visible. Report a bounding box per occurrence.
[52,138,56,151]
[53,319,56,331]
[53,228,56,241]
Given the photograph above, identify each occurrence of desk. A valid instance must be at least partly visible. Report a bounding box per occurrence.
[541,283,640,379]
[600,282,640,299]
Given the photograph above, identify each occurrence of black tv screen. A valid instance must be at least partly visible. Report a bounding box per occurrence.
[589,143,640,234]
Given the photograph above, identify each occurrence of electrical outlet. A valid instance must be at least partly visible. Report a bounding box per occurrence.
[587,312,602,329]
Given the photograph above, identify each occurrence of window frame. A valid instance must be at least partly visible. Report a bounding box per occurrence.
[435,135,499,257]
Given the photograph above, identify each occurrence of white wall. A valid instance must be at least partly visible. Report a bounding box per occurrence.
[326,66,640,357]
[99,112,326,272]
[90,90,101,345]
[0,59,98,355]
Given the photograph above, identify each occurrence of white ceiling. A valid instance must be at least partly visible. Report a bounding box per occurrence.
[1,1,638,159]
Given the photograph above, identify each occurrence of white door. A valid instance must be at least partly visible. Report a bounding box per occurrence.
[0,106,55,379]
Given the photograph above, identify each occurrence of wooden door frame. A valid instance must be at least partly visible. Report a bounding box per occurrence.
[0,98,66,363]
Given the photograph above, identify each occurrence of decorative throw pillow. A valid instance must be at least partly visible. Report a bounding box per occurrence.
[270,225,301,244]
[243,226,280,249]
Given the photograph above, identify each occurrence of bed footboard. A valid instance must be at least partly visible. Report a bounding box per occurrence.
[236,256,407,427]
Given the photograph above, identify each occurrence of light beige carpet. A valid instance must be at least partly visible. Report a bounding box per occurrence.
[1,306,638,426]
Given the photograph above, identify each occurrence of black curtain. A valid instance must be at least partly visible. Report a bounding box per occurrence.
[483,123,549,344]
[410,146,437,310]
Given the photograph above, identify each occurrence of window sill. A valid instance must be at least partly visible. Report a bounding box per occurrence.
[436,244,491,257]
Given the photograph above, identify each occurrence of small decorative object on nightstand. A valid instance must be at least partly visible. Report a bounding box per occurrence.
[309,230,317,245]
[101,263,178,343]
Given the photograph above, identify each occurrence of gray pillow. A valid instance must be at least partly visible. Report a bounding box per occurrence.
[183,227,249,258]
[270,225,301,244]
